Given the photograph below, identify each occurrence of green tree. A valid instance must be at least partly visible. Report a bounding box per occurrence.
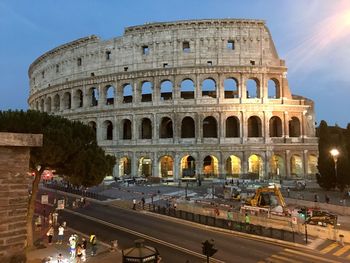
[0,110,116,248]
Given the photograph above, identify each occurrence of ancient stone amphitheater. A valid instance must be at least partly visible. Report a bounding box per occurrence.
[28,19,318,181]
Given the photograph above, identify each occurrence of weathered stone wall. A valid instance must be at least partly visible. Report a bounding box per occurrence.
[0,133,42,263]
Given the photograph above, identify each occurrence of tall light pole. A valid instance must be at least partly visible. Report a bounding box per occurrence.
[330,148,339,189]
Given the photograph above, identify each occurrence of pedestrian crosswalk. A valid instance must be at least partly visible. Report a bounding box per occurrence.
[318,240,350,259]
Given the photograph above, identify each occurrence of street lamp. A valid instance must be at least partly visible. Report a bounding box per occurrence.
[330,148,339,189]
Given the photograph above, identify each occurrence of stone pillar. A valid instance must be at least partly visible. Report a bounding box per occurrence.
[131,152,137,177]
[303,150,308,176]
[285,150,291,178]
[264,111,269,141]
[0,132,42,263]
[284,111,289,138]
[241,111,247,143]
[113,160,119,178]
[195,74,201,99]
[240,74,246,100]
[242,151,248,175]
[196,114,202,144]
[174,153,180,181]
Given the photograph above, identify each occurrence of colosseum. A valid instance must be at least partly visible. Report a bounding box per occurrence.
[28,19,318,182]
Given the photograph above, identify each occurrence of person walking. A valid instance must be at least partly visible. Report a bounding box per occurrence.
[46,226,54,245]
[141,197,145,209]
[57,224,64,244]
[69,234,77,259]
[132,199,137,210]
[76,244,83,263]
[245,212,250,232]
[81,237,87,262]
[89,234,97,256]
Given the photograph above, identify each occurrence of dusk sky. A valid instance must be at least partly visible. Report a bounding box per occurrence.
[1,0,349,127]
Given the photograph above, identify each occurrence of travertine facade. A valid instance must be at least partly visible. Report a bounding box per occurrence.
[28,19,318,180]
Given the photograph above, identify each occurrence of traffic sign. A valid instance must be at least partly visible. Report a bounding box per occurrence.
[41,194,48,204]
[57,199,65,210]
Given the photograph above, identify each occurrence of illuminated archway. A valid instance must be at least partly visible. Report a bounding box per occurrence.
[202,155,219,178]
[269,155,285,178]
[248,154,263,179]
[159,156,174,178]
[307,154,318,175]
[225,155,241,177]
[119,157,131,176]
[290,155,303,178]
[180,155,196,177]
[138,157,152,177]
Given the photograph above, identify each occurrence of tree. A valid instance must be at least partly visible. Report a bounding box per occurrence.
[0,110,116,248]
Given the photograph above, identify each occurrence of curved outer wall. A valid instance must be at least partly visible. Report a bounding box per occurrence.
[28,19,318,180]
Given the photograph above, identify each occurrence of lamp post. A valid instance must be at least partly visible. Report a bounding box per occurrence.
[329,148,339,189]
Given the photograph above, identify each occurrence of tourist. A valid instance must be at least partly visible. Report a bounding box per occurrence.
[132,199,136,210]
[90,234,97,256]
[46,225,54,245]
[57,224,64,244]
[69,234,77,259]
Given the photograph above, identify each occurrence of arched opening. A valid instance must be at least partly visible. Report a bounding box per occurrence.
[202,78,216,98]
[141,81,153,102]
[119,157,131,176]
[90,87,99,107]
[225,155,241,177]
[122,119,132,140]
[63,92,71,110]
[224,78,239,98]
[269,155,285,179]
[103,120,113,140]
[88,121,97,136]
[248,116,262,137]
[123,84,133,103]
[159,117,173,138]
[181,117,195,138]
[53,94,60,112]
[290,155,303,178]
[160,80,173,101]
[268,79,280,98]
[74,89,83,108]
[45,97,52,113]
[226,116,240,137]
[308,154,318,175]
[40,99,44,112]
[35,101,39,111]
[138,157,152,177]
[141,118,152,139]
[269,116,282,137]
[203,155,219,178]
[105,85,115,105]
[180,79,195,99]
[248,154,263,179]
[246,79,259,98]
[181,155,195,177]
[203,116,217,138]
[159,156,174,178]
[289,117,301,137]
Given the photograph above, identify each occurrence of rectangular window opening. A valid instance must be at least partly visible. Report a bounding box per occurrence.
[250,60,255,66]
[42,71,45,79]
[227,40,235,50]
[56,64,59,73]
[207,61,213,66]
[77,58,82,66]
[163,63,169,68]
[106,51,111,60]
[90,72,95,77]
[124,67,128,72]
[183,41,190,52]
[142,46,149,55]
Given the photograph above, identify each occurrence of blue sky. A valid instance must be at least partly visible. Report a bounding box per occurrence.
[1,0,349,127]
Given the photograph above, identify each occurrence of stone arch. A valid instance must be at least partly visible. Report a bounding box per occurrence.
[141,81,153,102]
[203,116,217,138]
[40,99,44,112]
[181,116,195,138]
[180,79,195,99]
[138,156,152,177]
[103,120,113,140]
[224,78,239,98]
[159,117,173,138]
[248,154,263,179]
[35,101,39,111]
[74,89,83,108]
[140,118,152,139]
[45,97,52,113]
[308,154,318,175]
[269,154,285,178]
[53,94,60,112]
[289,117,301,137]
[248,116,262,137]
[119,157,131,176]
[123,84,133,103]
[122,119,132,140]
[290,154,303,178]
[226,116,240,137]
[105,85,115,105]
[180,155,196,177]
[202,155,219,177]
[88,121,97,136]
[63,92,72,110]
[89,87,99,107]
[268,79,280,99]
[225,155,241,177]
[160,80,173,101]
[269,116,283,137]
[159,155,174,178]
[246,78,260,98]
[202,78,216,98]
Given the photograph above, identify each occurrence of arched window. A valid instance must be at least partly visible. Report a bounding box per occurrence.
[180,79,195,99]
[141,81,152,102]
[119,157,131,176]
[90,87,99,107]
[202,78,216,98]
[180,155,195,177]
[289,117,301,137]
[160,80,173,101]
[224,78,239,98]
[122,119,132,140]
[226,116,240,137]
[248,116,262,137]
[45,97,52,113]
[269,155,285,178]
[203,116,217,138]
[308,154,318,175]
[123,84,133,103]
[203,155,219,177]
[268,79,280,99]
[63,92,71,110]
[290,154,303,177]
[105,85,115,105]
[225,155,241,176]
[138,157,152,177]
[35,101,39,111]
[53,94,60,112]
[141,118,152,139]
[181,117,195,138]
[40,99,44,112]
[159,156,174,178]
[103,120,113,140]
[246,79,260,98]
[248,154,263,178]
[74,89,83,108]
[88,121,97,137]
[269,116,282,137]
[159,117,173,138]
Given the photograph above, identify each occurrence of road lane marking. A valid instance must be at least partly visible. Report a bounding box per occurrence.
[65,209,225,263]
[320,243,339,254]
[274,252,303,263]
[333,245,350,256]
[284,248,340,263]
